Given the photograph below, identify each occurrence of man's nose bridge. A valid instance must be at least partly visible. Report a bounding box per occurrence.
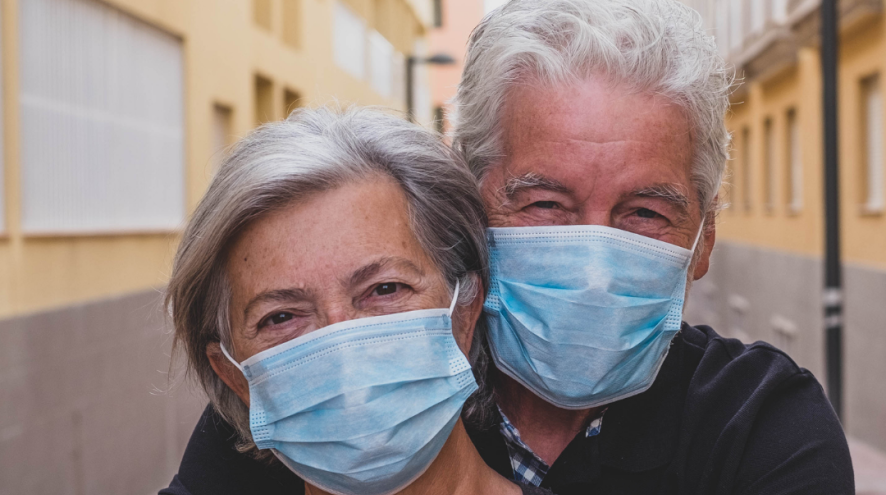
[321,302,358,327]
[576,207,612,227]
[322,305,356,326]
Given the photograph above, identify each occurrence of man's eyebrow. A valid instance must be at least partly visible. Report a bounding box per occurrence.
[502,172,570,200]
[243,287,312,322]
[631,183,692,216]
[346,256,425,288]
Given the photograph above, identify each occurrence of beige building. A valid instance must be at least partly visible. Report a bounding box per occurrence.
[0,0,432,492]
[428,0,484,134]
[681,0,886,456]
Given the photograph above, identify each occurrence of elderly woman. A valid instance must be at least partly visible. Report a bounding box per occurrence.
[163,107,551,495]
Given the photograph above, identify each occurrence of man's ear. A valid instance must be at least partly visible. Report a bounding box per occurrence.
[453,274,485,357]
[693,206,717,281]
[206,342,251,406]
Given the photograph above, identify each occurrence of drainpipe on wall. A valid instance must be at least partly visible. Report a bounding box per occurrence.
[821,0,844,421]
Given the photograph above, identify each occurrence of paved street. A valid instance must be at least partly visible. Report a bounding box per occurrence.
[850,438,886,495]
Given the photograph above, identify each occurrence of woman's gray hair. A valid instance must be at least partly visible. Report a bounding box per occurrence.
[166,106,491,459]
[452,0,733,213]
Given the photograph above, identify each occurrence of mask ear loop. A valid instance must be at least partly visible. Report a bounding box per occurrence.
[685,216,707,269]
[448,280,461,317]
[691,217,706,252]
[220,342,245,374]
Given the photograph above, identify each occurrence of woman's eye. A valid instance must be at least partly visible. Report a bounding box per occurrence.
[636,208,659,219]
[373,283,400,296]
[262,312,294,327]
[530,201,559,210]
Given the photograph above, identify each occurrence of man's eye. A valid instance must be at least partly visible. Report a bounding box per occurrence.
[262,312,294,327]
[373,283,400,296]
[636,208,659,219]
[530,201,559,210]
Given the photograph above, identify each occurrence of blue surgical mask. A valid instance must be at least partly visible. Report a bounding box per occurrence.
[222,283,476,495]
[484,225,702,409]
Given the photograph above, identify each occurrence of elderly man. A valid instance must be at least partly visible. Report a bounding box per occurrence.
[452,0,853,494]
[163,0,854,494]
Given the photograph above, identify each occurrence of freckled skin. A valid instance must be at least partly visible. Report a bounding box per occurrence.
[220,177,479,389]
[482,76,717,467]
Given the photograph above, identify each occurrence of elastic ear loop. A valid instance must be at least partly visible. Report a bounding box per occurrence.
[449,280,461,317]
[220,341,245,374]
[685,216,707,269]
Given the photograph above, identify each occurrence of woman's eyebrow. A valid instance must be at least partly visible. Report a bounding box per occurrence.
[243,287,312,322]
[346,257,425,288]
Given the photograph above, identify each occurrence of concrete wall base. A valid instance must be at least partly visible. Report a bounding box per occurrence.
[0,290,206,495]
[686,240,886,453]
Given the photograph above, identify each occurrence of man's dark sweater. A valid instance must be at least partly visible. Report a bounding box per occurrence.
[161,324,854,495]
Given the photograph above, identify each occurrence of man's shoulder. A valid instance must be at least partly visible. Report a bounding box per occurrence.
[675,322,827,426]
[670,323,853,494]
[679,323,808,388]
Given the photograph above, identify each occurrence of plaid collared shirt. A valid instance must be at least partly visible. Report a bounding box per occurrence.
[497,406,607,487]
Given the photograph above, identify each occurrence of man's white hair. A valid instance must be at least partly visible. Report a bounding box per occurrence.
[452,0,733,212]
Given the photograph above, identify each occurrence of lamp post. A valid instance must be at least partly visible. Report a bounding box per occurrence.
[406,53,456,122]
[821,0,843,420]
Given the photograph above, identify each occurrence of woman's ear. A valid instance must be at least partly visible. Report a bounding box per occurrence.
[206,342,251,405]
[453,274,485,356]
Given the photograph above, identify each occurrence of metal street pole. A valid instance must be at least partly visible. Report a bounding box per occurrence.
[821,0,843,420]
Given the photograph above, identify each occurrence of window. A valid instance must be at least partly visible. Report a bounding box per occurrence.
[861,75,884,213]
[254,75,274,126]
[742,127,752,211]
[283,89,301,119]
[334,1,367,80]
[369,31,394,98]
[751,0,766,33]
[282,0,302,48]
[724,159,735,212]
[714,0,730,56]
[392,51,406,108]
[763,118,775,211]
[254,0,273,31]
[433,0,443,28]
[411,39,432,125]
[434,106,445,134]
[730,0,744,51]
[19,0,185,234]
[773,0,789,23]
[211,104,233,171]
[786,109,803,212]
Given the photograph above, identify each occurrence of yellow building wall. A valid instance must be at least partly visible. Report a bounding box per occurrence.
[719,16,886,271]
[838,15,886,270]
[0,0,428,318]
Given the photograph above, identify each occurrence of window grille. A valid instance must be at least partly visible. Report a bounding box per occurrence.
[19,0,185,234]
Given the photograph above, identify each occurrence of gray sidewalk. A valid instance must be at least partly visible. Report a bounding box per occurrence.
[850,438,886,495]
